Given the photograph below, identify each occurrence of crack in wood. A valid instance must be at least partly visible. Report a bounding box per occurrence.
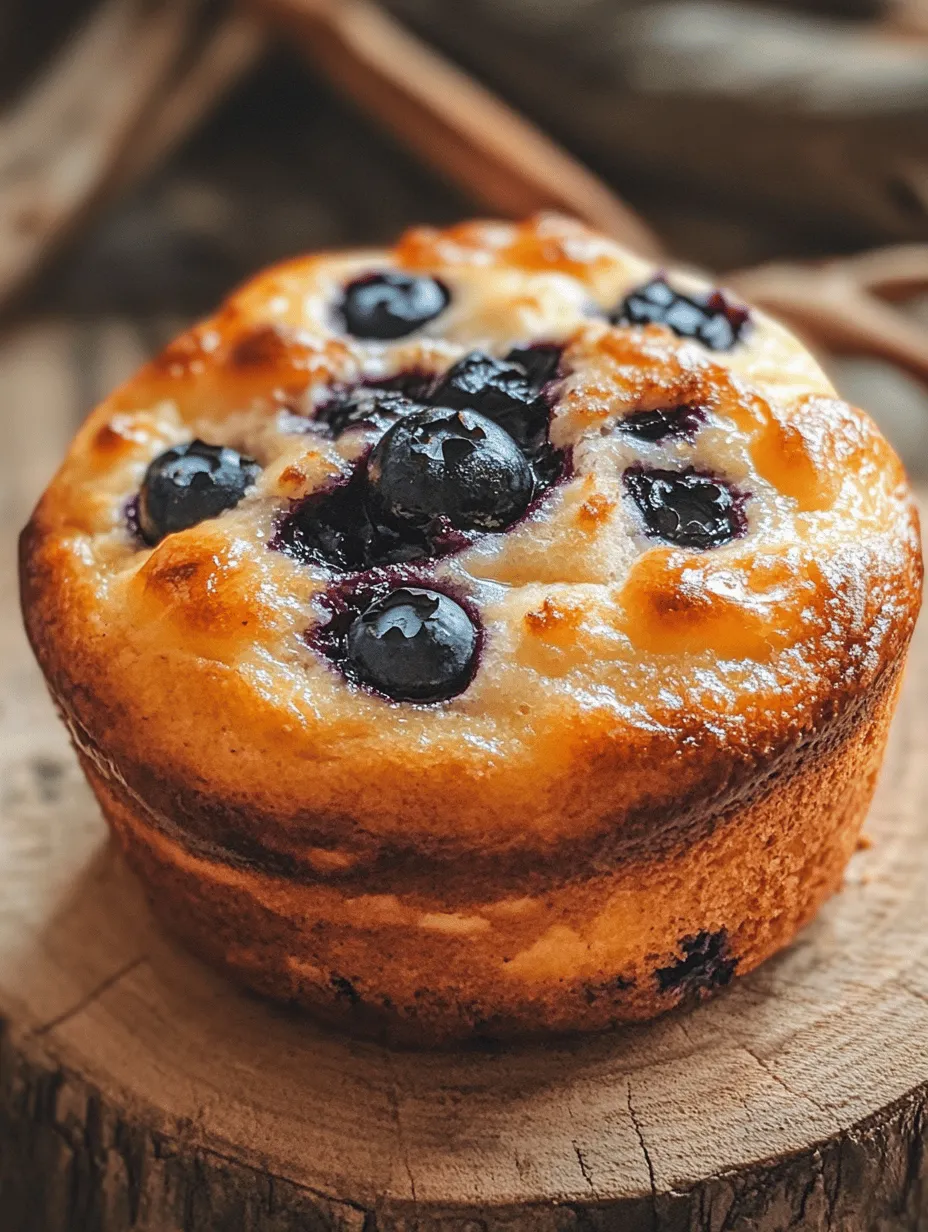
[798,1154,825,1226]
[563,1089,597,1196]
[626,1078,658,1231]
[572,1141,594,1192]
[740,1045,839,1125]
[27,954,148,1039]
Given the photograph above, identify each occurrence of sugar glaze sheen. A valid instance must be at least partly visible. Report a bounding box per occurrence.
[20,215,922,1044]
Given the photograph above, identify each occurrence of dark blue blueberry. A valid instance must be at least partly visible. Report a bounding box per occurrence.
[655,930,738,998]
[272,468,437,572]
[138,440,259,545]
[429,346,560,455]
[504,343,561,389]
[339,272,449,340]
[366,406,534,534]
[315,388,421,438]
[346,587,478,702]
[612,278,750,351]
[624,466,745,549]
[620,404,704,441]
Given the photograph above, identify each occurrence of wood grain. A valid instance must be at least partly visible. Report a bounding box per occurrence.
[2,321,928,1230]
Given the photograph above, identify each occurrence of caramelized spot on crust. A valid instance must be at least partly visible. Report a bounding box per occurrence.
[524,597,583,640]
[116,316,353,421]
[228,324,294,369]
[267,448,340,505]
[280,463,307,487]
[576,488,617,529]
[750,415,840,512]
[503,215,619,281]
[721,390,843,512]
[278,463,310,498]
[219,325,349,403]
[596,325,704,393]
[134,533,271,646]
[146,327,220,381]
[619,548,822,659]
[558,328,707,439]
[150,558,201,587]
[91,419,138,457]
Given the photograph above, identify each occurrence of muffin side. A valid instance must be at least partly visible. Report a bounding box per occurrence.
[80,657,901,1044]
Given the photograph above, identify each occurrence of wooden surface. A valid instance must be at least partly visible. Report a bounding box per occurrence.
[0,318,927,1229]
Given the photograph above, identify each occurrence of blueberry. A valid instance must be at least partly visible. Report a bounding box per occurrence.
[624,467,745,549]
[339,272,449,340]
[655,931,738,997]
[138,440,260,545]
[366,406,534,534]
[612,278,750,351]
[345,587,478,702]
[316,388,421,438]
[504,344,561,389]
[273,468,440,572]
[429,348,557,455]
[620,405,704,441]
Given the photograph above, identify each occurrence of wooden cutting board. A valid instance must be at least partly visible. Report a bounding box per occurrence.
[1,320,926,1231]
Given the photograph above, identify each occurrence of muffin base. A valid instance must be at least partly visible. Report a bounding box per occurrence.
[78,662,905,1046]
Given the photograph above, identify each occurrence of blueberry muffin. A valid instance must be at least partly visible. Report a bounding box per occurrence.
[20,216,922,1044]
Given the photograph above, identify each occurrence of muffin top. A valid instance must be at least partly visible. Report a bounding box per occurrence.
[22,216,921,883]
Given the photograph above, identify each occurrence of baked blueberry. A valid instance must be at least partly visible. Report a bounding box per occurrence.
[624,466,745,549]
[316,388,421,438]
[339,272,449,340]
[613,278,749,351]
[429,347,559,454]
[138,440,260,545]
[655,931,738,997]
[273,468,443,572]
[504,344,561,389]
[345,587,478,702]
[620,405,704,441]
[366,406,534,534]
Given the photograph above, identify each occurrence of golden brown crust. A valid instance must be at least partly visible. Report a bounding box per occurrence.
[84,658,903,1045]
[18,214,923,1042]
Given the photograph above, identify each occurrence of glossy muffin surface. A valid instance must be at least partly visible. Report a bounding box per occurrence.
[21,216,922,1041]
